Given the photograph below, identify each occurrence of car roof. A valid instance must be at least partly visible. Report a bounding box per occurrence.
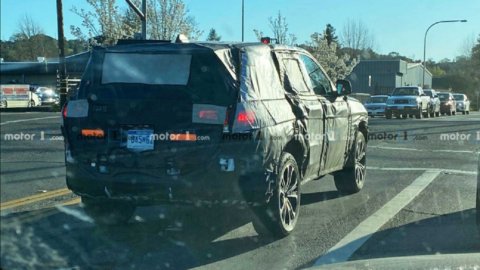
[370,95,389,97]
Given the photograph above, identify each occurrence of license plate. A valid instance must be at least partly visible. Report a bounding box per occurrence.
[398,106,404,110]
[127,130,154,150]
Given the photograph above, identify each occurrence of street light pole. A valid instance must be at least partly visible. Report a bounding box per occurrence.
[242,0,244,42]
[56,0,67,108]
[423,20,467,89]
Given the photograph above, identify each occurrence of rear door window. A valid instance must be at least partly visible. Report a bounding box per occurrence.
[102,53,192,85]
[299,54,333,96]
[282,58,311,94]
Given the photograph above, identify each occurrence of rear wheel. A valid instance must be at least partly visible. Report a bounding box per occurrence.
[81,197,136,226]
[462,111,466,115]
[333,132,366,194]
[436,111,440,117]
[252,152,301,238]
[467,111,470,115]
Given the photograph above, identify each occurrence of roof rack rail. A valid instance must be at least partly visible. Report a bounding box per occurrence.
[116,39,171,45]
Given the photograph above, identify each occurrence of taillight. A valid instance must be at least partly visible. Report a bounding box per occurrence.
[237,110,255,122]
[62,103,68,119]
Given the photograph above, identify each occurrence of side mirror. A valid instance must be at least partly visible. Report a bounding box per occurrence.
[336,79,352,96]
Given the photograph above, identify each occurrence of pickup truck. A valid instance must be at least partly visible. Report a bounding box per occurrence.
[385,86,431,119]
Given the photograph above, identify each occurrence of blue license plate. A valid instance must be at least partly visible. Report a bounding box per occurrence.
[127,130,154,150]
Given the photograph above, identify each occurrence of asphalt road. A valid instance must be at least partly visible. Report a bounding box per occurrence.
[1,111,480,270]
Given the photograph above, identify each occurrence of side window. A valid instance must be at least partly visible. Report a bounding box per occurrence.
[299,54,332,96]
[282,58,311,93]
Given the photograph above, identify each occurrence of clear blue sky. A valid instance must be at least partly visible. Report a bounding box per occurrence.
[1,0,479,61]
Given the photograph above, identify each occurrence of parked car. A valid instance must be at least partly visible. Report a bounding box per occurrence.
[61,39,369,237]
[1,84,42,108]
[423,89,441,117]
[364,95,388,117]
[35,87,59,104]
[385,86,431,119]
[438,92,457,116]
[453,94,470,115]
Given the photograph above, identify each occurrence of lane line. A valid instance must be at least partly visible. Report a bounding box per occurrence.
[2,198,81,225]
[368,166,476,175]
[369,146,477,154]
[314,171,441,266]
[0,116,59,126]
[0,188,72,211]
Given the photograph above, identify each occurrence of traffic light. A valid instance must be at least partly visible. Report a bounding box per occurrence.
[261,37,271,44]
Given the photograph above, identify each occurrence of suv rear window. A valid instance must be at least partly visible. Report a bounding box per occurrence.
[102,53,192,85]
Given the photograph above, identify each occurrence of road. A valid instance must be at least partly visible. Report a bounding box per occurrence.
[1,111,479,270]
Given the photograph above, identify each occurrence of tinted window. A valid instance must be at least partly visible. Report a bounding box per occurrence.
[366,97,388,103]
[423,90,433,97]
[453,94,464,100]
[392,88,419,96]
[438,93,450,100]
[299,55,332,96]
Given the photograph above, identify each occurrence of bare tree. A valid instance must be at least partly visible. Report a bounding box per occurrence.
[340,19,378,58]
[254,11,296,45]
[458,32,477,58]
[15,14,45,60]
[148,0,203,41]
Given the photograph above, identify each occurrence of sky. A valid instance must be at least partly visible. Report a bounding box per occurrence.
[1,0,479,61]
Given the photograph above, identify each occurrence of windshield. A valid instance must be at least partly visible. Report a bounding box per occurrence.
[366,97,388,103]
[391,88,419,96]
[438,93,450,100]
[2,1,480,270]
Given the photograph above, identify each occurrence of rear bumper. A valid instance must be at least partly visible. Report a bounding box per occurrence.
[367,109,385,116]
[66,156,270,206]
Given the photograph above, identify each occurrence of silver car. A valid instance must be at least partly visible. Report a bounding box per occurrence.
[453,94,470,115]
[364,95,388,117]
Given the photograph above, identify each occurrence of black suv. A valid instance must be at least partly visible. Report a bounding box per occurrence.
[61,40,368,237]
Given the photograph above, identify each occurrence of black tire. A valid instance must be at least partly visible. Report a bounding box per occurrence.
[462,111,466,115]
[453,110,456,115]
[81,197,136,226]
[386,111,392,119]
[333,132,367,194]
[415,109,422,119]
[409,114,413,118]
[436,111,440,117]
[252,152,301,238]
[467,111,470,115]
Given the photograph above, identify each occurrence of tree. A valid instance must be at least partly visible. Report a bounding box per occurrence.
[340,19,378,58]
[458,32,477,58]
[13,14,46,61]
[304,33,357,82]
[325,24,338,45]
[206,28,221,41]
[254,11,296,46]
[429,66,446,77]
[148,0,203,41]
[70,0,133,47]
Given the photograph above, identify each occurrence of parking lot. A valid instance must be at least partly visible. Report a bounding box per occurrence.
[1,111,479,270]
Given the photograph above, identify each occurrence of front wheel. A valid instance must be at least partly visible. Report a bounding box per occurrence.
[333,132,367,194]
[415,109,423,119]
[436,111,440,117]
[386,111,392,119]
[81,197,136,226]
[252,152,301,238]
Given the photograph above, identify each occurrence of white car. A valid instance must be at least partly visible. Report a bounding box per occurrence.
[453,94,470,115]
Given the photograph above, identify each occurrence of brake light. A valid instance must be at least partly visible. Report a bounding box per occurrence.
[62,103,68,119]
[198,110,218,120]
[237,110,255,122]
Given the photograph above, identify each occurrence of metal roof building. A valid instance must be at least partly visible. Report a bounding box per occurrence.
[346,60,433,95]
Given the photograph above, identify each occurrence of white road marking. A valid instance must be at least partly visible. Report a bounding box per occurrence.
[369,146,477,154]
[369,146,418,151]
[0,116,59,126]
[314,171,441,266]
[368,166,476,175]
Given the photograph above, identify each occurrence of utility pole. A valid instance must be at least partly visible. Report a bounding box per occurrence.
[56,0,67,108]
[242,0,244,42]
[126,0,147,39]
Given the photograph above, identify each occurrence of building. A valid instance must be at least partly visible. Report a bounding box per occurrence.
[0,52,90,90]
[346,60,433,95]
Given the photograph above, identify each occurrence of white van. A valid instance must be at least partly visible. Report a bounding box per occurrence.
[0,84,42,108]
